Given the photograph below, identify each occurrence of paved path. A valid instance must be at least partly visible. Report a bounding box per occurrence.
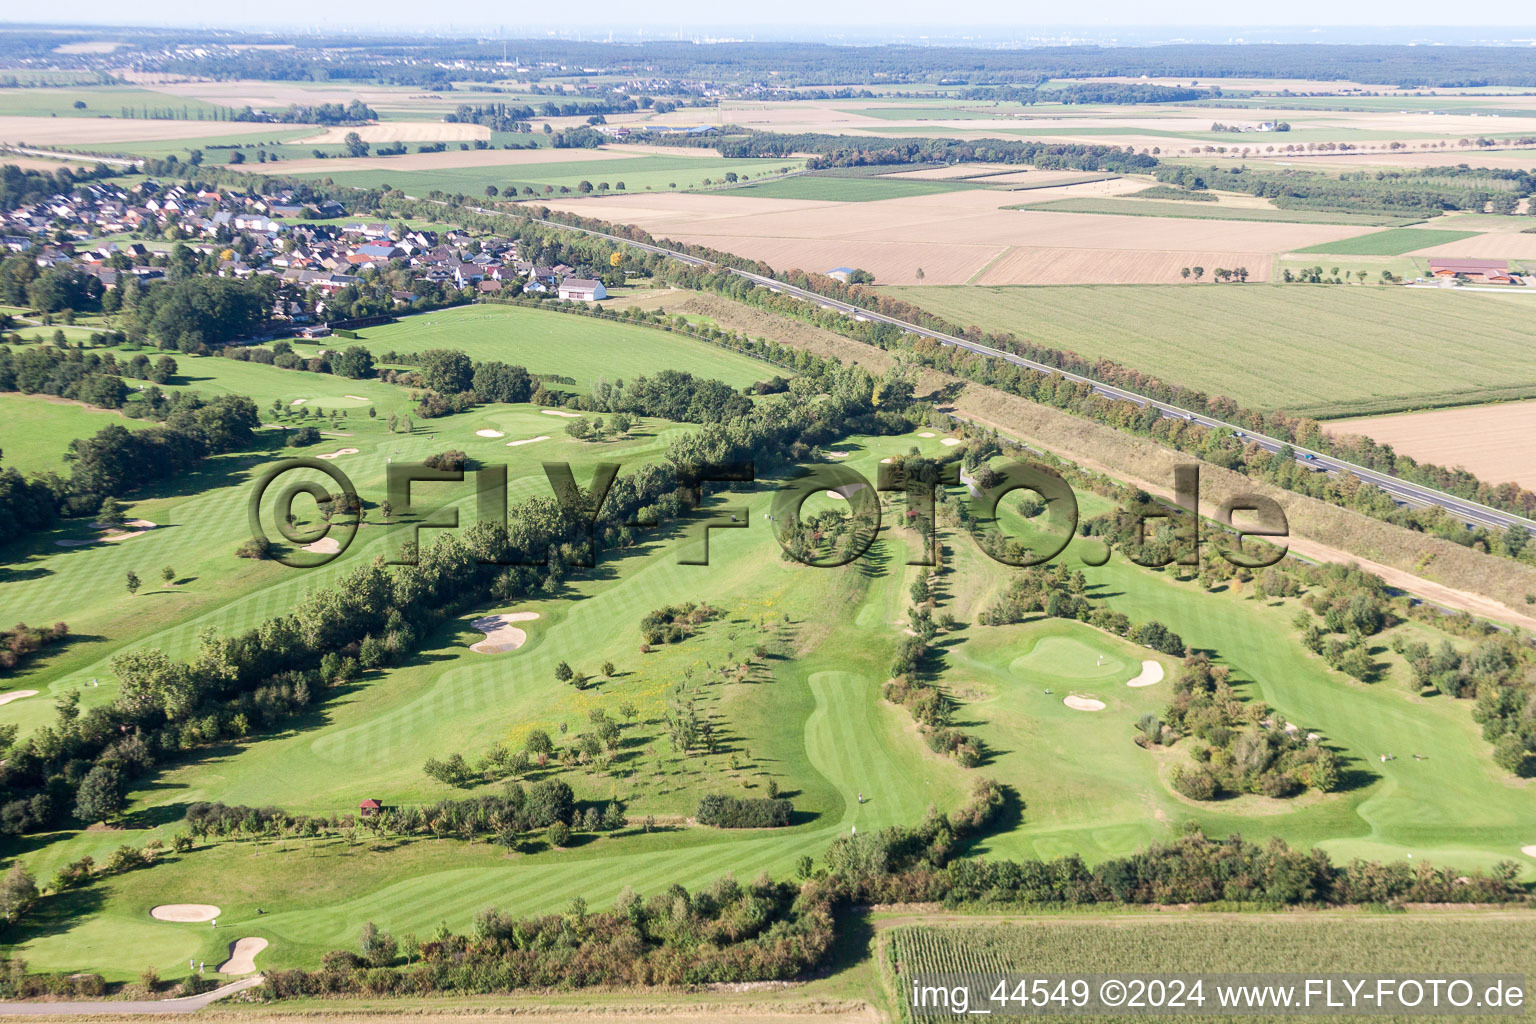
[0,975,262,1015]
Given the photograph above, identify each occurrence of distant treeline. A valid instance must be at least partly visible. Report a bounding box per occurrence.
[1158,163,1536,216]
[959,83,1223,105]
[658,131,1159,174]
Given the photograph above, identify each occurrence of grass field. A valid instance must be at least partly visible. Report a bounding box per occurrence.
[1294,227,1482,255]
[345,304,782,387]
[284,155,800,197]
[0,88,224,119]
[724,175,980,202]
[881,284,1536,417]
[1018,198,1417,226]
[0,394,154,477]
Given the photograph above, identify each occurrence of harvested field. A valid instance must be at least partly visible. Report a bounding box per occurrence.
[1410,232,1536,259]
[973,246,1274,285]
[0,115,289,146]
[302,122,489,144]
[1325,400,1536,490]
[879,162,1020,179]
[545,189,1365,285]
[252,144,647,178]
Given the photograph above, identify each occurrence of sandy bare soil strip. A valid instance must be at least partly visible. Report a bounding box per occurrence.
[218,937,268,975]
[0,691,39,707]
[476,429,506,438]
[1325,401,1536,491]
[150,904,219,922]
[303,122,488,144]
[258,144,647,177]
[470,612,541,654]
[1064,695,1107,711]
[316,448,359,460]
[541,409,582,418]
[1127,661,1165,688]
[508,435,552,447]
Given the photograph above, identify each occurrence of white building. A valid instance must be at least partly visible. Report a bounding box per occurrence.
[557,278,607,301]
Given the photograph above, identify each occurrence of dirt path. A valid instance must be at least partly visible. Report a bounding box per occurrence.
[0,975,262,1016]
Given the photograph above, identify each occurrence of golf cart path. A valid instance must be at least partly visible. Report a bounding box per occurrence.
[0,975,262,1015]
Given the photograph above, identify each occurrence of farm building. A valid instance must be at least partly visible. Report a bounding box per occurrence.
[826,266,856,283]
[359,799,382,817]
[1428,258,1520,284]
[557,278,607,301]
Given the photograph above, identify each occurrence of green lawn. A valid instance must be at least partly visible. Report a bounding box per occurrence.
[0,394,154,477]
[277,155,800,197]
[1015,198,1417,226]
[348,304,783,388]
[1294,227,1482,256]
[881,284,1536,417]
[723,175,979,202]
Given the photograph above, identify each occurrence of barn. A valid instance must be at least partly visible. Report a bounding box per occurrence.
[1428,257,1518,284]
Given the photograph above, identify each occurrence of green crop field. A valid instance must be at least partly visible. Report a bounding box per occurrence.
[1294,227,1482,256]
[724,175,980,201]
[1014,198,1417,226]
[277,155,801,196]
[881,284,1536,417]
[885,913,1536,1021]
[0,88,224,118]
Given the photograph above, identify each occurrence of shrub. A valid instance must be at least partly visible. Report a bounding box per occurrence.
[695,794,792,828]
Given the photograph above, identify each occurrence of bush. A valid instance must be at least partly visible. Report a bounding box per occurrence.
[547,819,571,847]
[695,794,792,828]
[1171,765,1218,801]
[286,426,321,447]
[423,450,467,472]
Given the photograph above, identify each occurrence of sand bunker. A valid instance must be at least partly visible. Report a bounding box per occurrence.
[303,537,341,555]
[55,519,156,547]
[218,937,268,975]
[290,399,307,406]
[1064,695,1107,712]
[824,483,869,501]
[918,432,936,438]
[150,904,220,922]
[0,690,39,706]
[880,457,894,464]
[316,448,360,460]
[470,612,541,654]
[344,394,368,401]
[828,450,850,458]
[1523,845,1536,858]
[508,435,551,447]
[475,429,506,438]
[1126,661,1165,688]
[541,409,582,418]
[941,438,963,447]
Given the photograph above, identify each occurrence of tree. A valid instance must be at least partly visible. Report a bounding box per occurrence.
[125,570,141,596]
[380,500,393,523]
[1181,267,1191,279]
[547,820,571,847]
[418,349,473,394]
[602,660,616,677]
[1192,266,1205,282]
[330,346,374,379]
[555,661,574,683]
[161,566,175,586]
[97,495,126,529]
[343,132,370,158]
[74,762,126,823]
[0,862,37,924]
[359,921,398,967]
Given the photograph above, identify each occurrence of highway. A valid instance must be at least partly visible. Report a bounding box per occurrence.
[534,217,1536,535]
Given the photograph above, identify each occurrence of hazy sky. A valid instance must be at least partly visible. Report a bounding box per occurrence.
[11,2,1536,36]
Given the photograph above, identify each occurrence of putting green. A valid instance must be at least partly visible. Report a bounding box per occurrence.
[1010,635,1132,686]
